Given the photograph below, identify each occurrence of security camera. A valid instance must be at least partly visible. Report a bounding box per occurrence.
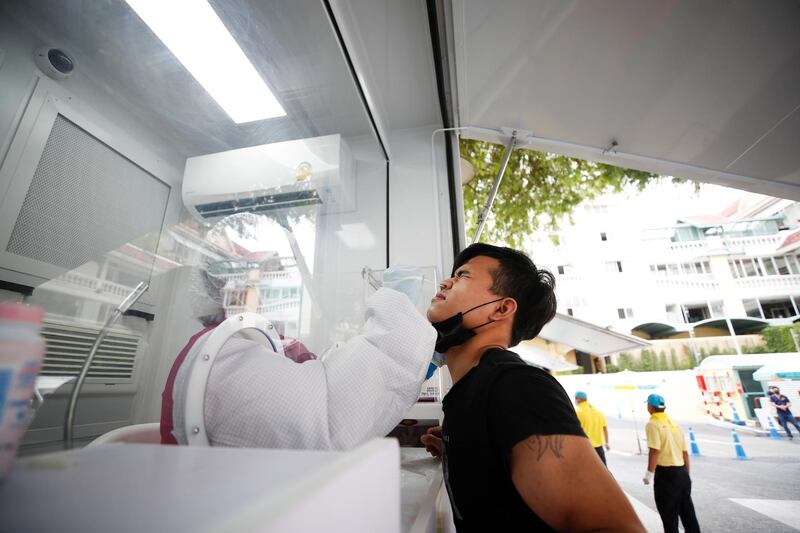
[34,47,75,80]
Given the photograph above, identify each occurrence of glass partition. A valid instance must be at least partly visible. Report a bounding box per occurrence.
[0,0,389,449]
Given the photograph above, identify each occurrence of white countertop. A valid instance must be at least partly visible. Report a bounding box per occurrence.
[0,441,444,533]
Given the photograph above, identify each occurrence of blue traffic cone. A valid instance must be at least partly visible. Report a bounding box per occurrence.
[688,427,703,457]
[729,402,746,426]
[731,429,750,460]
[766,416,782,440]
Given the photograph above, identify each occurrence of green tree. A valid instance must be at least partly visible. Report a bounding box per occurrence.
[617,352,635,371]
[658,350,669,371]
[640,349,656,372]
[762,325,800,353]
[670,348,679,370]
[460,138,665,247]
[680,346,696,369]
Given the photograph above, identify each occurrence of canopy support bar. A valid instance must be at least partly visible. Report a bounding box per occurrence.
[472,131,517,244]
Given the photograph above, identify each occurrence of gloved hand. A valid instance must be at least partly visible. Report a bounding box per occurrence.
[604,443,610,451]
[382,265,425,304]
[424,352,447,380]
[424,351,447,380]
[643,471,653,485]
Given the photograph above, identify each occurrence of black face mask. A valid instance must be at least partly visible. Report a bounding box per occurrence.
[431,298,504,353]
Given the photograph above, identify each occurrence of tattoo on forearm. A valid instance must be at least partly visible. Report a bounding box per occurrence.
[524,435,565,460]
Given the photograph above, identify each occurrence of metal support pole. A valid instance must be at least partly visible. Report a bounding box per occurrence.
[724,316,742,355]
[790,328,800,353]
[64,281,148,448]
[472,131,517,244]
[688,327,700,366]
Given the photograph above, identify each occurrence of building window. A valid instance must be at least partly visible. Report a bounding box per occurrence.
[567,308,574,317]
[741,258,758,277]
[617,308,634,319]
[605,261,623,273]
[600,232,607,241]
[683,304,710,323]
[762,298,795,319]
[742,298,763,319]
[788,255,800,274]
[775,256,790,275]
[763,257,777,276]
[729,260,740,278]
[557,264,572,275]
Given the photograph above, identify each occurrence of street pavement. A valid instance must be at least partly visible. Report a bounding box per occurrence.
[604,416,800,532]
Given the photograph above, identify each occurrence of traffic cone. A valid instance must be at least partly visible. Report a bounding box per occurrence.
[766,416,782,440]
[731,429,750,460]
[729,401,746,426]
[688,427,703,457]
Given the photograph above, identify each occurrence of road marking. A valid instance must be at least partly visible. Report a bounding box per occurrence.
[624,491,662,533]
[730,499,800,530]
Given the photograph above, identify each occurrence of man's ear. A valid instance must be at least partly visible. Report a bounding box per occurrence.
[490,298,517,321]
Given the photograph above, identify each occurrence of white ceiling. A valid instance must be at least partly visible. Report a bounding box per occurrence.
[452,0,800,199]
[3,0,382,159]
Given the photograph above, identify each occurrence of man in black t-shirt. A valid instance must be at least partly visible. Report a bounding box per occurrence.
[421,244,643,532]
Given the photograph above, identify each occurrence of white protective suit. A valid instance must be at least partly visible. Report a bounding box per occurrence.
[170,287,437,450]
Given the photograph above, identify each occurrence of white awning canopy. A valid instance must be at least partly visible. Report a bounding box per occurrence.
[511,343,579,372]
[539,313,650,356]
[452,1,800,201]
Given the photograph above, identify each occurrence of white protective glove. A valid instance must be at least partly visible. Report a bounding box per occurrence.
[643,470,653,485]
[604,443,610,451]
[381,265,425,306]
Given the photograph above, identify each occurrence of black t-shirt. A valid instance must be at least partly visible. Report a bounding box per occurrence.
[441,348,585,532]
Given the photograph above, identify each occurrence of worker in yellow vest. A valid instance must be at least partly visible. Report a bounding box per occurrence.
[643,393,701,533]
[574,391,609,465]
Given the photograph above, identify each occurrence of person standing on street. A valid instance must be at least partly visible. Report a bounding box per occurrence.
[574,391,610,465]
[769,386,800,439]
[643,393,701,533]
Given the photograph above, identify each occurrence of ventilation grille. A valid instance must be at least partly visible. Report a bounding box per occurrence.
[195,190,322,219]
[6,114,170,270]
[39,319,140,381]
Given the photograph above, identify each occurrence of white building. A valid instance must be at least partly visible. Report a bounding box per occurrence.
[531,183,800,346]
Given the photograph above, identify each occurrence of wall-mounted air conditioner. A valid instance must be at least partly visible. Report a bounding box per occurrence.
[182,134,355,222]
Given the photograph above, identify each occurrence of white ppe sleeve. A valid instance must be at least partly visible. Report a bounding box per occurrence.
[174,287,437,450]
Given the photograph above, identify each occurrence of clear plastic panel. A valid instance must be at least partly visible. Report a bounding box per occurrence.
[0,0,390,446]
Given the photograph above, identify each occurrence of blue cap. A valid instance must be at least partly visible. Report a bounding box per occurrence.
[575,391,587,400]
[646,393,666,408]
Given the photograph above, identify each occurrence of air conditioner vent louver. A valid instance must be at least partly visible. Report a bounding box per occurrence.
[39,320,140,382]
[195,190,322,219]
[182,134,354,222]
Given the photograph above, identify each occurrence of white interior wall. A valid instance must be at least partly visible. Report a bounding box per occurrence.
[0,16,191,447]
[388,126,454,280]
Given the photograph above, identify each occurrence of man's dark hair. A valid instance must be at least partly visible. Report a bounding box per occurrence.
[452,243,556,346]
[652,407,666,413]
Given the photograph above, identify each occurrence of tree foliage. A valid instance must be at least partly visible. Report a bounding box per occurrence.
[762,325,800,353]
[460,138,664,248]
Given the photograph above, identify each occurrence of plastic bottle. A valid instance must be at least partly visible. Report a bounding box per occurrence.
[0,302,46,480]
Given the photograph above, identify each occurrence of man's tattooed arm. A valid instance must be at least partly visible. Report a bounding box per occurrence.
[523,434,565,460]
